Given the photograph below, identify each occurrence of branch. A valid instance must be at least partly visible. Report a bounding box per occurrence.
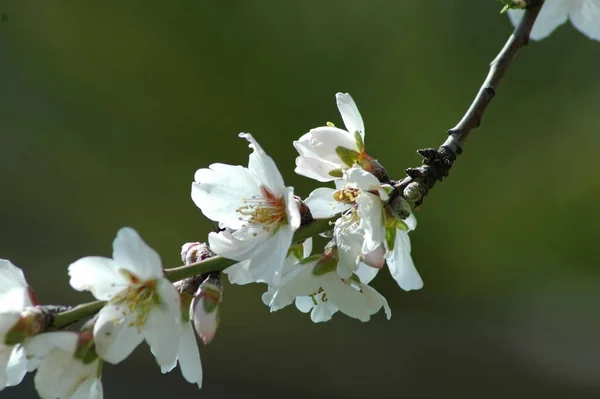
[395,1,544,206]
[50,216,338,328]
[164,216,336,282]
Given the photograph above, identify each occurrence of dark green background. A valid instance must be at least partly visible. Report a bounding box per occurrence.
[1,1,600,398]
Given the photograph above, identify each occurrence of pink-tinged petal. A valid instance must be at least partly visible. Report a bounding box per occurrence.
[322,276,371,322]
[5,345,27,388]
[336,93,365,140]
[507,0,568,40]
[294,155,339,182]
[310,302,337,323]
[386,231,423,291]
[569,0,600,41]
[240,133,286,197]
[345,167,380,191]
[361,245,385,269]
[68,257,127,301]
[93,305,143,365]
[0,260,28,294]
[143,308,181,371]
[177,323,202,388]
[192,163,261,230]
[283,187,301,231]
[190,295,219,345]
[356,192,385,254]
[308,127,358,162]
[305,188,351,219]
[355,262,379,285]
[112,227,163,280]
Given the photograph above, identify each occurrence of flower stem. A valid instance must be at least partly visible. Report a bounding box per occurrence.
[164,216,337,282]
[49,216,338,329]
[51,300,106,329]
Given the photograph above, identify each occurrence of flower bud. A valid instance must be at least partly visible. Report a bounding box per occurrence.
[181,242,216,265]
[3,307,49,346]
[190,274,222,345]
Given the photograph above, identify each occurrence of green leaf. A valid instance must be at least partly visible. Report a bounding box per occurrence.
[312,255,337,275]
[287,243,305,261]
[328,169,343,178]
[335,146,360,167]
[354,131,365,153]
[396,219,409,231]
[385,226,397,251]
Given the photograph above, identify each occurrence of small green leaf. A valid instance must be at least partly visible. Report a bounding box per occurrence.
[312,256,337,275]
[287,243,305,261]
[385,226,397,251]
[335,146,360,167]
[396,219,408,231]
[328,169,343,178]
[354,131,365,153]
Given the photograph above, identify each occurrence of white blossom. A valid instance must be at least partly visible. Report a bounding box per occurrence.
[68,227,181,368]
[263,251,390,323]
[192,133,301,287]
[294,93,374,182]
[305,167,388,277]
[384,211,423,291]
[24,331,103,399]
[170,322,203,389]
[0,260,36,391]
[507,0,600,41]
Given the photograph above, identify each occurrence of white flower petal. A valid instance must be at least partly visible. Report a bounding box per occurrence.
[176,323,202,389]
[355,261,380,285]
[310,302,337,323]
[404,212,417,231]
[569,0,600,41]
[294,296,314,313]
[269,264,321,311]
[71,376,103,399]
[93,305,144,365]
[112,227,163,280]
[305,187,352,218]
[334,218,363,279]
[241,133,286,197]
[143,308,181,371]
[192,163,261,230]
[356,192,385,254]
[361,284,390,320]
[5,345,28,388]
[308,127,358,162]
[507,0,568,40]
[336,92,365,140]
[224,260,255,285]
[323,277,371,322]
[0,260,28,294]
[68,257,127,300]
[293,155,339,182]
[345,167,381,191]
[386,231,423,291]
[283,187,301,230]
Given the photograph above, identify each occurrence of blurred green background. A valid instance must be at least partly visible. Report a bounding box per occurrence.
[1,1,600,398]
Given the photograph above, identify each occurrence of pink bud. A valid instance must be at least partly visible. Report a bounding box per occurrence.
[361,245,385,269]
[180,242,215,265]
[190,278,222,345]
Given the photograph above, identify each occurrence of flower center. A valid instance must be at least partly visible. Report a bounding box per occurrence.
[333,187,359,204]
[110,269,160,331]
[237,186,286,231]
[308,287,328,306]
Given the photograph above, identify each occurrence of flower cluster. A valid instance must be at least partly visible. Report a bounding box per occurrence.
[0,228,209,398]
[192,93,423,323]
[0,92,422,398]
